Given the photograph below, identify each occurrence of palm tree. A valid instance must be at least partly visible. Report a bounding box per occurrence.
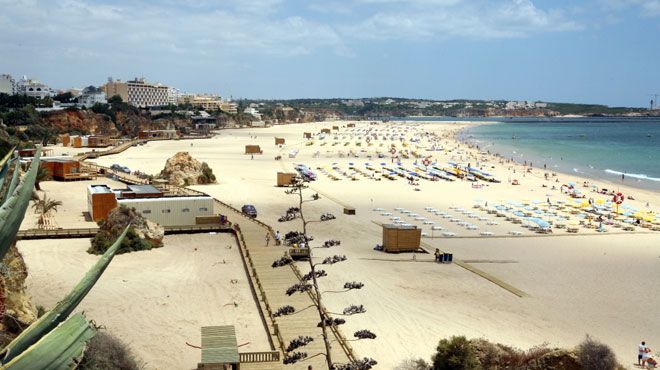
[31,194,62,229]
[34,164,51,191]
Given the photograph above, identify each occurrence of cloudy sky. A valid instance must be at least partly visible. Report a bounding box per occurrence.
[1,0,659,106]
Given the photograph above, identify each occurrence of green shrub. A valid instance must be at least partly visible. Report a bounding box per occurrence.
[200,162,216,184]
[88,206,162,255]
[577,335,618,370]
[432,336,480,370]
[89,227,154,255]
[79,331,144,370]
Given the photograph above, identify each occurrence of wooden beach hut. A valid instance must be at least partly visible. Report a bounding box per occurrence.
[275,137,285,145]
[42,158,95,181]
[87,184,118,222]
[303,132,312,139]
[277,172,297,187]
[321,128,331,134]
[332,125,339,130]
[196,326,240,370]
[382,224,421,253]
[347,123,356,127]
[244,145,263,154]
[88,135,112,148]
[59,134,70,147]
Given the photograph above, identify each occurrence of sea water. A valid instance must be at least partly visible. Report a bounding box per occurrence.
[398,116,660,191]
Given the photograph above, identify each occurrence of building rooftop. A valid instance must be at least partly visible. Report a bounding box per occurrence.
[126,184,161,195]
[88,184,113,194]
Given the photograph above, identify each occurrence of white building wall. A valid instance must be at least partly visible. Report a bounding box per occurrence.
[118,197,214,226]
[0,74,15,94]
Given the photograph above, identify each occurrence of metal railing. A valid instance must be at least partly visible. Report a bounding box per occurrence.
[239,351,280,363]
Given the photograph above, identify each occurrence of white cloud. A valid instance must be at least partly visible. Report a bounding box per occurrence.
[342,0,580,41]
[0,0,582,67]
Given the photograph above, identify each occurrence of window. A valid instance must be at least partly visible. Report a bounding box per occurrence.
[142,210,151,214]
[199,207,208,212]
[182,208,190,213]
[162,209,171,213]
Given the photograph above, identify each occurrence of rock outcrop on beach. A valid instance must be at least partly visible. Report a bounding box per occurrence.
[159,151,216,187]
[89,206,164,255]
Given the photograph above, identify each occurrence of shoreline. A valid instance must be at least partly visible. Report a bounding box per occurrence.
[451,120,660,202]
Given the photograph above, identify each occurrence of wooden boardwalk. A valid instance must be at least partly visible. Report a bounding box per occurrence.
[219,199,356,369]
[79,147,358,369]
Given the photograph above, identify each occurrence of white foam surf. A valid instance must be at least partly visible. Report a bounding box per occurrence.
[604,169,660,182]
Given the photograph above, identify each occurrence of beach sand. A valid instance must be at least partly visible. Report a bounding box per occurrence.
[22,120,660,369]
[18,234,270,370]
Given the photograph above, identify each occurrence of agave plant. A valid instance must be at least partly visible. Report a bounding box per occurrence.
[2,312,96,369]
[0,226,130,364]
[0,147,41,260]
[0,148,15,196]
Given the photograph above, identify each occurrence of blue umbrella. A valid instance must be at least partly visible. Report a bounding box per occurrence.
[527,217,550,228]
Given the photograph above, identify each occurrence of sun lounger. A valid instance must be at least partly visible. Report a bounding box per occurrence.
[567,227,579,233]
[480,231,494,236]
[508,231,523,236]
[423,220,434,225]
[431,226,443,230]
[487,221,498,226]
[442,232,456,237]
[467,225,479,230]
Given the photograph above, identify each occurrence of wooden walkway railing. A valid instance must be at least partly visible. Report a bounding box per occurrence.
[17,224,233,240]
[239,351,280,363]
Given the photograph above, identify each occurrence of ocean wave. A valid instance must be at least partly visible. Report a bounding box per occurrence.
[604,169,660,182]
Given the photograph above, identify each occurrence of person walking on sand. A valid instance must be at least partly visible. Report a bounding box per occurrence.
[265,232,270,246]
[640,341,648,366]
[275,230,281,245]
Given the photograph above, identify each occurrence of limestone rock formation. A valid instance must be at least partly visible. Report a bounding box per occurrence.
[89,206,164,255]
[42,110,118,137]
[159,151,216,187]
[1,244,37,338]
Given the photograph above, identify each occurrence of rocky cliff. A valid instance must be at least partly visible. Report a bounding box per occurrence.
[42,110,119,136]
[159,152,216,187]
[1,244,37,343]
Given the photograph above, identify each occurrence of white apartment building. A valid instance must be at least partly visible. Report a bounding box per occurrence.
[78,86,107,108]
[0,74,16,94]
[244,107,261,120]
[16,76,53,99]
[127,79,168,107]
[167,87,181,105]
[104,77,169,107]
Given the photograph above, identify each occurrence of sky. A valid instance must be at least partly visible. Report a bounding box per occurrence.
[0,0,659,107]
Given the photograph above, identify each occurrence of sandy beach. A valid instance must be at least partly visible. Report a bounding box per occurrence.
[20,120,660,369]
